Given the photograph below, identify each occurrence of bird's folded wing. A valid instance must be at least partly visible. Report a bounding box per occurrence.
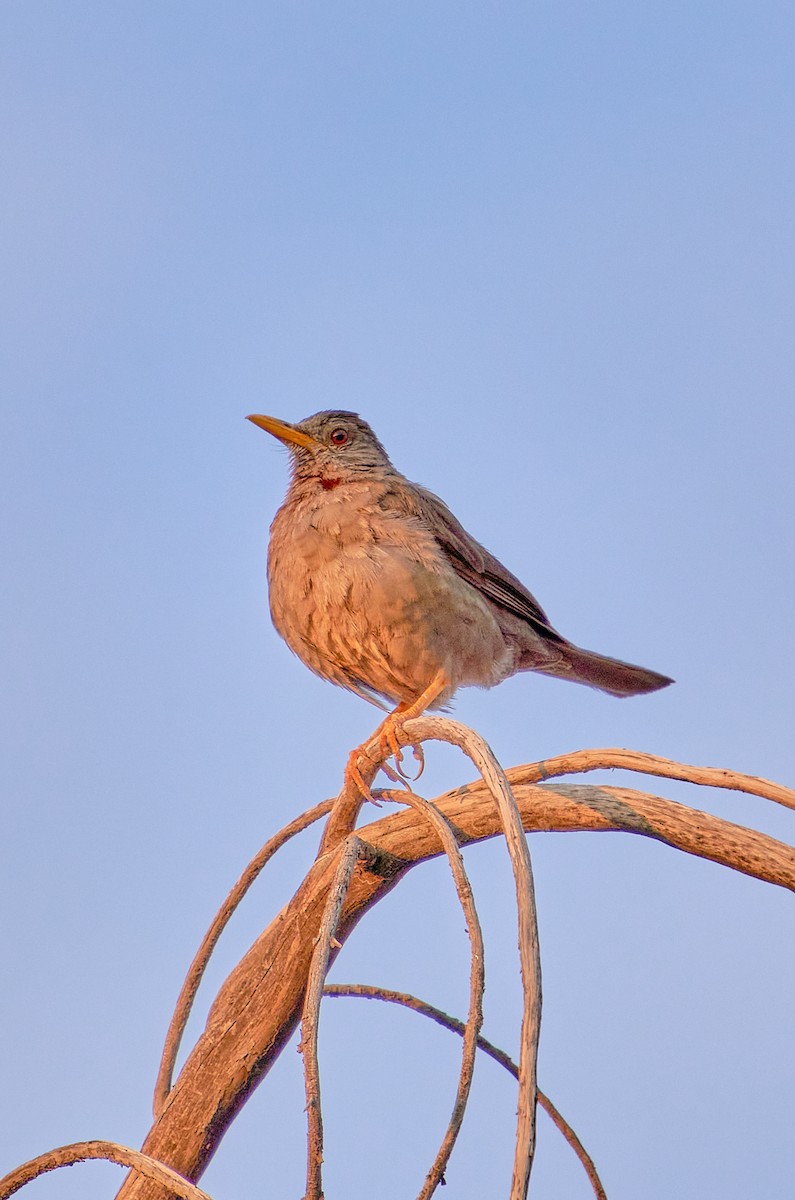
[409,483,566,646]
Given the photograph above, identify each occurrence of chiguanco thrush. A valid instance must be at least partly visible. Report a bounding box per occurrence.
[248,410,672,782]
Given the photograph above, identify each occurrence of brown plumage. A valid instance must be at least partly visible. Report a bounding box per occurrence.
[248,410,672,718]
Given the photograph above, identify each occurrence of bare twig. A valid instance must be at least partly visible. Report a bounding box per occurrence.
[399,717,542,1200]
[377,790,485,1200]
[533,1088,607,1200]
[301,834,363,1200]
[154,797,335,1116]
[0,1141,212,1200]
[324,983,607,1200]
[509,749,795,814]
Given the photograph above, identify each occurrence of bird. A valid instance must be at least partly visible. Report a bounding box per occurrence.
[248,410,672,767]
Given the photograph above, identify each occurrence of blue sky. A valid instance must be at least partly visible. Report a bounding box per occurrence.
[2,4,793,1198]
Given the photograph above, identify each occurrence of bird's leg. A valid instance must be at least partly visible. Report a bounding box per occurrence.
[376,669,449,776]
[344,670,448,800]
[339,705,411,800]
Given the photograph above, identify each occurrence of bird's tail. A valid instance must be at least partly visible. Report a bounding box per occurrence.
[535,643,673,698]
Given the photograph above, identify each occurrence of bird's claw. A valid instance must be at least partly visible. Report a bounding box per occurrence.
[378,758,406,785]
[378,717,405,769]
[385,742,425,783]
[411,743,425,780]
[374,716,425,783]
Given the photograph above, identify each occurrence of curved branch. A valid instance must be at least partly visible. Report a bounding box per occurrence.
[377,789,485,1200]
[508,748,795,813]
[301,835,363,1200]
[0,1141,212,1200]
[398,717,542,1200]
[154,798,335,1115]
[324,984,607,1200]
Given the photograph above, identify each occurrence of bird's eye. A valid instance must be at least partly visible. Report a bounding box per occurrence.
[329,427,349,446]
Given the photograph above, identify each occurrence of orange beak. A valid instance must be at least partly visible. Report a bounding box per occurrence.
[246,414,320,451]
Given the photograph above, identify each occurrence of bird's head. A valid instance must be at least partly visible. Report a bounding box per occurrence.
[247,410,395,485]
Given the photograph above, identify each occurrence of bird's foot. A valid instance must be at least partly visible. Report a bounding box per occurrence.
[385,741,425,782]
[343,736,413,804]
[377,713,407,773]
[379,757,410,785]
[373,673,449,783]
[373,714,425,784]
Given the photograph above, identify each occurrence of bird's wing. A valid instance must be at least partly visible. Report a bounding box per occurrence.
[409,483,567,645]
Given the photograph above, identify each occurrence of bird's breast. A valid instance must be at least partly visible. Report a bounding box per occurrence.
[266,485,512,704]
[268,488,437,634]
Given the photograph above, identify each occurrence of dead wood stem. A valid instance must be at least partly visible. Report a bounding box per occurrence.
[301,835,363,1200]
[324,984,607,1200]
[510,748,795,813]
[400,717,542,1200]
[0,1141,212,1200]
[377,790,485,1200]
[154,798,334,1116]
[111,742,793,1200]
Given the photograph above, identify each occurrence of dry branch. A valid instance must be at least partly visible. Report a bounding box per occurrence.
[0,1141,212,1200]
[400,717,542,1200]
[104,725,793,1200]
[377,788,485,1200]
[324,984,607,1200]
[509,747,795,813]
[154,798,335,1115]
[301,834,363,1200]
